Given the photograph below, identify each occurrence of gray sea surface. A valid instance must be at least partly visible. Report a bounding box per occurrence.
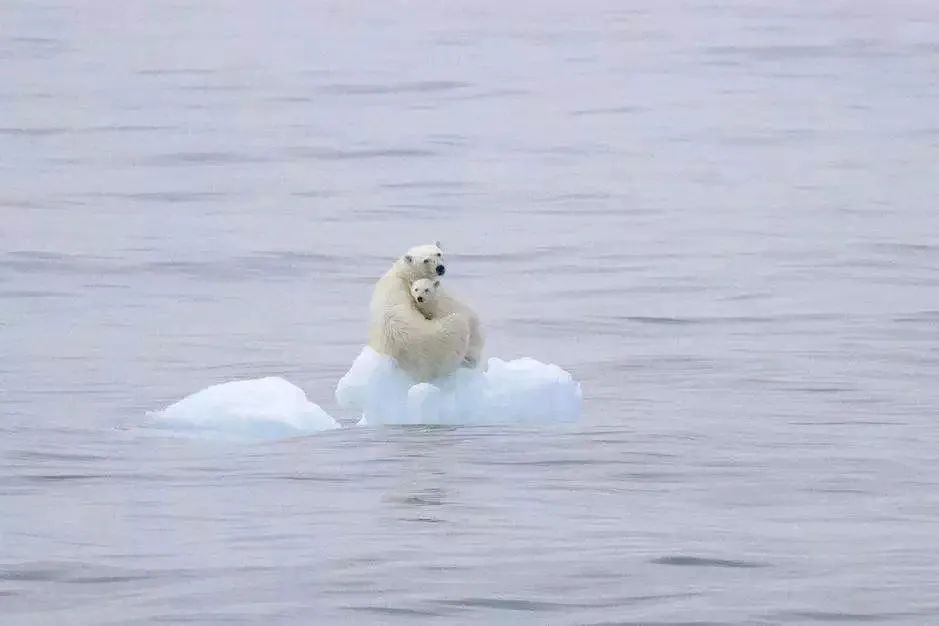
[3,1,939,624]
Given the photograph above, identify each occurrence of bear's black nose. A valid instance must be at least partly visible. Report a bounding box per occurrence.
[436,265,445,276]
[417,296,424,303]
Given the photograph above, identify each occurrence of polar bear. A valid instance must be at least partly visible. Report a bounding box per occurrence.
[368,242,471,382]
[410,277,485,369]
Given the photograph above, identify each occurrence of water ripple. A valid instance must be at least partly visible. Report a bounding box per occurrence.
[319,80,470,95]
[650,556,769,569]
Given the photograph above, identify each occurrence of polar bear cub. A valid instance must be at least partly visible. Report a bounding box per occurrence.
[410,277,484,369]
[410,278,441,320]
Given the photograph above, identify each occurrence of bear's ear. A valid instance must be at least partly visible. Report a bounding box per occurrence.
[403,254,413,264]
[434,240,442,250]
[433,280,440,288]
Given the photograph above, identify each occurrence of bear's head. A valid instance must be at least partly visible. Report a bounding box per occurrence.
[410,278,440,305]
[398,241,445,281]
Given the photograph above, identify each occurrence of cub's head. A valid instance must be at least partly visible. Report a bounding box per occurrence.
[410,278,440,306]
[399,241,445,280]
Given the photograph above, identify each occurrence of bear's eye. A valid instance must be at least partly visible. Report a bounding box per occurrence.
[423,259,430,263]
[436,253,441,257]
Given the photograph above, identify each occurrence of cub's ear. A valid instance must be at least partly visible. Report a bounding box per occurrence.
[403,254,413,264]
[433,280,440,288]
[434,240,442,250]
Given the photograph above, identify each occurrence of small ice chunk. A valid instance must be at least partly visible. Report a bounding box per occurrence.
[151,376,339,440]
[407,383,443,425]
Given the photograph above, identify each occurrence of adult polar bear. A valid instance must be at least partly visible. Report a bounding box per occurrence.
[368,242,480,382]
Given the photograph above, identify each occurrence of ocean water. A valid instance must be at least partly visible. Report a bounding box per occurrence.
[3,0,939,623]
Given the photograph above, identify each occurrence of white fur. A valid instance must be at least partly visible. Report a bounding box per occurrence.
[410,278,441,320]
[368,243,471,382]
[434,287,485,369]
[410,277,484,369]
